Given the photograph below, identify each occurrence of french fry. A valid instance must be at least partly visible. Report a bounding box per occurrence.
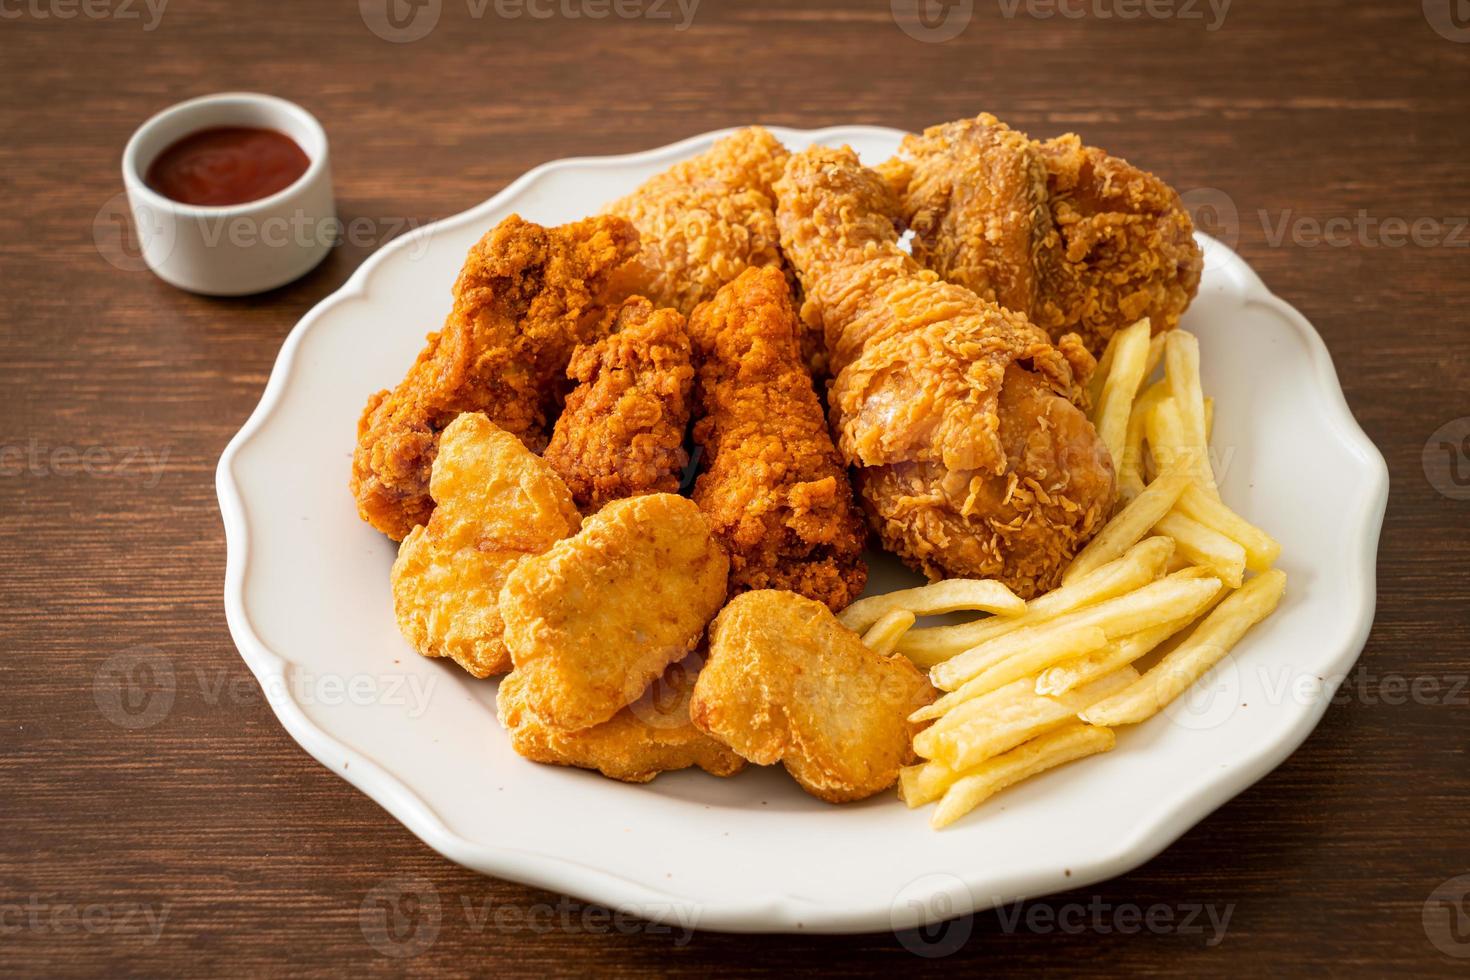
[1204,397,1215,441]
[1175,483,1281,572]
[1120,380,1170,500]
[1154,511,1246,588]
[930,667,1137,771]
[931,570,1223,691]
[1033,617,1194,696]
[1086,330,1120,411]
[912,625,1108,722]
[1144,330,1168,378]
[898,759,961,808]
[1062,461,1193,584]
[1144,395,1194,480]
[1094,318,1153,470]
[861,609,916,657]
[1164,332,1219,498]
[932,723,1116,829]
[898,537,1175,666]
[838,579,1024,633]
[1081,569,1287,727]
[913,677,1034,758]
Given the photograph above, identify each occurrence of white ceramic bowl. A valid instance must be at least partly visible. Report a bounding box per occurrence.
[216,126,1388,934]
[121,92,335,296]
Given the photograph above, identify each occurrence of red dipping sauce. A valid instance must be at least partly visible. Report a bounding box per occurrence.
[145,127,310,207]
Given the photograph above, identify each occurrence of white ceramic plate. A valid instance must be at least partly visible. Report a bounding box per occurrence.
[217,126,1389,935]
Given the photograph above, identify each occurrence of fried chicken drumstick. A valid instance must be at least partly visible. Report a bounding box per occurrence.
[776,146,1115,597]
[543,296,694,513]
[881,113,1203,356]
[687,267,867,610]
[351,213,639,540]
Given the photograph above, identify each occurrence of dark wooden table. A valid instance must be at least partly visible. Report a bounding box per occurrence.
[3,0,1468,974]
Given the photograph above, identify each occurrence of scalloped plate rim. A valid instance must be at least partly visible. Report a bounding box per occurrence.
[215,125,1389,934]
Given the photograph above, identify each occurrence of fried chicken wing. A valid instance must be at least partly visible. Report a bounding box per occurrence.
[391,413,581,678]
[543,297,694,513]
[690,590,934,803]
[604,126,791,316]
[351,213,640,540]
[775,145,1114,596]
[687,267,867,610]
[497,656,744,783]
[887,113,1203,355]
[500,493,729,732]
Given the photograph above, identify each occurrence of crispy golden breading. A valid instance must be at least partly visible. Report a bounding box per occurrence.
[542,297,694,514]
[497,657,745,783]
[775,145,1115,597]
[687,267,867,610]
[391,413,581,678]
[887,113,1203,355]
[690,590,934,803]
[500,493,729,732]
[351,214,640,540]
[604,127,791,317]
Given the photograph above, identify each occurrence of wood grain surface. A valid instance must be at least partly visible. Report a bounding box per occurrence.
[2,0,1468,974]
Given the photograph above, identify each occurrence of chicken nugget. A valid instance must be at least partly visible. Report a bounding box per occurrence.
[496,656,744,783]
[500,493,728,732]
[391,413,581,678]
[691,590,935,803]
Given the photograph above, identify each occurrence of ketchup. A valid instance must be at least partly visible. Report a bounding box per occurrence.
[145,127,310,207]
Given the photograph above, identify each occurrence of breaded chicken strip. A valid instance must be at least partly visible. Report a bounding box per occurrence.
[776,146,1114,597]
[391,413,581,678]
[500,493,728,732]
[497,656,744,783]
[885,113,1203,355]
[687,267,867,610]
[690,590,934,803]
[543,297,694,514]
[604,126,790,316]
[351,214,640,540]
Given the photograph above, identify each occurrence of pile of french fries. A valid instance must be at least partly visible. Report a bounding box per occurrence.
[841,319,1288,829]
